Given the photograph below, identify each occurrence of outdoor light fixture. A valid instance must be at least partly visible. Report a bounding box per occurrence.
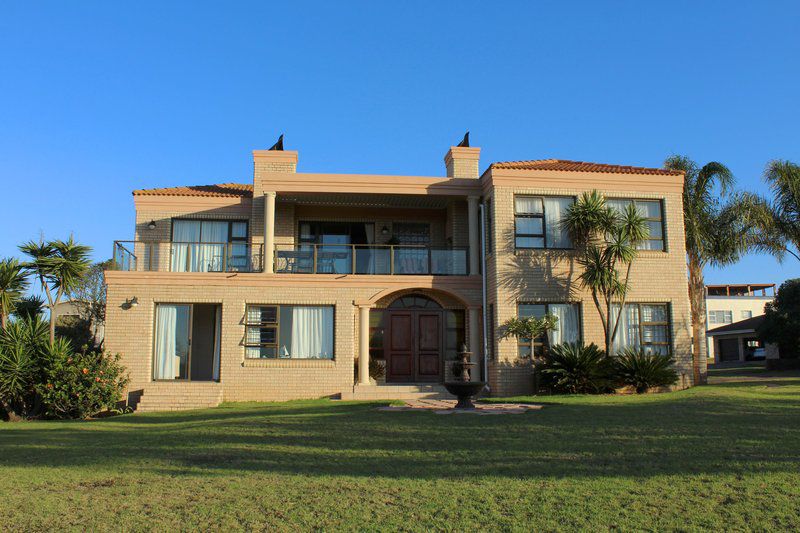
[124,296,139,309]
[147,220,157,230]
[381,225,390,235]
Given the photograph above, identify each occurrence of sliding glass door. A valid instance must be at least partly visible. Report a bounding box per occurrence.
[171,220,248,272]
[154,304,221,381]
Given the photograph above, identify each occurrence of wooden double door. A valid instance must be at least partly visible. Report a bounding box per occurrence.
[386,310,443,383]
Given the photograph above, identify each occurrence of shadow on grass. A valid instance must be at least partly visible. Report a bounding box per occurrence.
[1,385,799,481]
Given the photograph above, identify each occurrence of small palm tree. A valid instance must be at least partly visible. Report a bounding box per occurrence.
[19,236,92,345]
[0,258,29,331]
[562,191,649,355]
[664,156,751,384]
[13,295,45,321]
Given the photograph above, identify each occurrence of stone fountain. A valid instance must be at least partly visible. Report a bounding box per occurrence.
[443,344,486,409]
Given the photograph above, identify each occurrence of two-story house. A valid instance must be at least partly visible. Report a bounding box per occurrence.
[105,140,694,411]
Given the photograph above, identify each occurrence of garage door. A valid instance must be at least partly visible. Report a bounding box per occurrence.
[718,338,740,362]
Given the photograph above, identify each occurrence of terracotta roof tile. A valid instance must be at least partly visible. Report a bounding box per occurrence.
[132,183,253,198]
[490,159,682,176]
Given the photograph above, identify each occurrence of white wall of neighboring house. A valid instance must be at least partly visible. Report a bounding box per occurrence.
[706,295,773,361]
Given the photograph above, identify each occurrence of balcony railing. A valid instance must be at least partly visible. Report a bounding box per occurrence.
[112,241,264,273]
[274,244,468,275]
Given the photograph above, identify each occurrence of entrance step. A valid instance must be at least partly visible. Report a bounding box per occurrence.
[132,382,223,412]
[341,383,451,401]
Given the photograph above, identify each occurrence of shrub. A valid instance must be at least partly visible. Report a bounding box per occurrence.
[758,278,800,359]
[538,342,614,394]
[37,345,129,419]
[613,348,678,393]
[0,316,50,420]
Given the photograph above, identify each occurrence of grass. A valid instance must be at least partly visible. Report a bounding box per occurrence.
[2,375,800,531]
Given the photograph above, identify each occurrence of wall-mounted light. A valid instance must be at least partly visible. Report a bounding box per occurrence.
[381,225,390,235]
[147,220,157,230]
[124,296,139,309]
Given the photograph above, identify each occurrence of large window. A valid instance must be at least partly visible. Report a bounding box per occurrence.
[171,219,249,272]
[514,196,574,249]
[708,310,733,325]
[245,305,334,359]
[611,303,671,355]
[606,199,665,251]
[517,303,581,357]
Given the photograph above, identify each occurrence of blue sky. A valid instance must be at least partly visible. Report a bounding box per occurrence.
[1,1,798,285]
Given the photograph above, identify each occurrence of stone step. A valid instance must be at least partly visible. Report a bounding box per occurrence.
[341,383,452,401]
[132,383,223,413]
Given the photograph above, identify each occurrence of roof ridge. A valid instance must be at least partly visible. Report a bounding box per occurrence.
[133,182,253,198]
[489,158,682,176]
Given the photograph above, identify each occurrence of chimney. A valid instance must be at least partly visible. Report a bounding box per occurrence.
[444,146,481,179]
[252,147,298,195]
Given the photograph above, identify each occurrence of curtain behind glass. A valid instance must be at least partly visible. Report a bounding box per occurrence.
[611,305,641,354]
[154,305,190,379]
[548,304,579,346]
[544,197,574,248]
[198,221,228,271]
[212,306,221,380]
[288,306,334,359]
[171,221,201,272]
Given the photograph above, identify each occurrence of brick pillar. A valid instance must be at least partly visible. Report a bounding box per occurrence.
[468,306,482,379]
[467,196,480,275]
[358,305,370,385]
[264,191,276,274]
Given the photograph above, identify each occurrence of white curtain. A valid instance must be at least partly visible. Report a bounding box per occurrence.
[212,306,221,381]
[171,221,201,271]
[288,306,334,359]
[154,305,178,379]
[198,221,228,272]
[515,196,543,214]
[548,304,579,346]
[611,304,641,354]
[544,197,574,248]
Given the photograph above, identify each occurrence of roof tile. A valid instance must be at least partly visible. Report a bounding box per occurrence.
[490,159,681,176]
[132,183,253,198]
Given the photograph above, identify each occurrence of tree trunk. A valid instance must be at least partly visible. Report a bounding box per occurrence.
[1,401,23,422]
[49,308,56,346]
[0,311,6,331]
[688,256,708,385]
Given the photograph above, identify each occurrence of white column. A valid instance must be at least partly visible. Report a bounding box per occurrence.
[467,196,480,275]
[468,306,482,378]
[358,305,370,385]
[263,192,276,274]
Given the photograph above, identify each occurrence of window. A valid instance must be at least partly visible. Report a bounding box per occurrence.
[487,304,495,360]
[611,303,671,355]
[514,196,574,249]
[708,310,733,325]
[245,305,334,359]
[606,199,665,251]
[517,303,581,357]
[171,219,249,272]
[741,310,753,320]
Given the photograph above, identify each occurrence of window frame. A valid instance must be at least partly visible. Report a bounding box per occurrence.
[605,197,667,252]
[616,302,673,355]
[708,309,733,325]
[516,302,582,358]
[514,195,575,250]
[244,304,335,360]
[170,218,249,244]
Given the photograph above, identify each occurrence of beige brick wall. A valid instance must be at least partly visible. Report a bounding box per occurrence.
[486,185,693,396]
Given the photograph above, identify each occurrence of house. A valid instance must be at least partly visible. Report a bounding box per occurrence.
[705,284,775,363]
[53,299,105,346]
[104,139,694,411]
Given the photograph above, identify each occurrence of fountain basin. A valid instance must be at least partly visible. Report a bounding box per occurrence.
[444,381,486,409]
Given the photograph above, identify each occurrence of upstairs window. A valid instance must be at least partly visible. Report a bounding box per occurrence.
[708,310,733,325]
[606,199,665,251]
[514,196,574,249]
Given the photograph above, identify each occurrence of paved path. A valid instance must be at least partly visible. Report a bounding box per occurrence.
[377,399,543,415]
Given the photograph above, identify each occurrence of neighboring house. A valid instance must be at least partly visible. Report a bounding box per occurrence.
[53,299,105,345]
[707,315,779,363]
[105,140,694,411]
[705,284,775,363]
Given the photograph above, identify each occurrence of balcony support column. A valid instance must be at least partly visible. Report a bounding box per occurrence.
[467,195,480,275]
[264,191,276,274]
[358,305,371,385]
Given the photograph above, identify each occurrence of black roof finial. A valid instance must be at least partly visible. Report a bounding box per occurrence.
[268,134,284,151]
[456,131,470,148]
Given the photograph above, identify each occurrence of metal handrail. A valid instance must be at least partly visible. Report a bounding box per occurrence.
[112,240,264,273]
[274,243,469,275]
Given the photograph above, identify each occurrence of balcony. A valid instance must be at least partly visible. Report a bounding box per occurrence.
[112,241,264,272]
[112,241,468,275]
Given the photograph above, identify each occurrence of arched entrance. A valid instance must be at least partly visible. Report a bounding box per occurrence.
[376,293,465,383]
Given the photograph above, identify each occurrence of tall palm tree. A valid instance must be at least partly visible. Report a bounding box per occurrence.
[563,191,649,355]
[19,236,92,345]
[744,160,800,262]
[0,258,29,330]
[663,156,751,385]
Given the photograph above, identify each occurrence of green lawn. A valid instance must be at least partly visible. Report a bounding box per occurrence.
[2,377,800,531]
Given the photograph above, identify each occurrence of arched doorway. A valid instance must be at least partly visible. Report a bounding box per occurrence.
[376,293,464,383]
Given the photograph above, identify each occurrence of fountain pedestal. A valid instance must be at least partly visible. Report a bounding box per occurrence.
[443,345,486,410]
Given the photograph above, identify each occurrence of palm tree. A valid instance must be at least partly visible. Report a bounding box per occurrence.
[744,160,800,262]
[663,155,751,385]
[19,236,92,345]
[563,191,649,355]
[0,258,28,331]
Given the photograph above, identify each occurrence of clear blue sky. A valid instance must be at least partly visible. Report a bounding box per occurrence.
[1,1,798,286]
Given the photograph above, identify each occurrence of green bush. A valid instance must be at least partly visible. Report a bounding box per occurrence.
[37,344,129,420]
[0,316,50,420]
[538,342,614,394]
[613,348,678,393]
